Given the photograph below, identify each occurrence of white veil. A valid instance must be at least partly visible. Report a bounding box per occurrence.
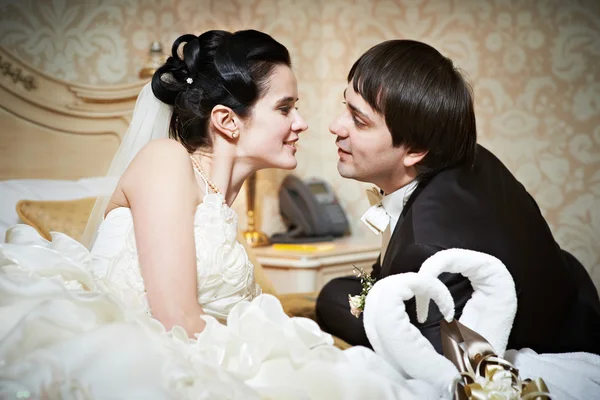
[81,82,173,249]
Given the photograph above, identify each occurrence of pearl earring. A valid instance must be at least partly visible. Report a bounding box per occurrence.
[232,131,239,139]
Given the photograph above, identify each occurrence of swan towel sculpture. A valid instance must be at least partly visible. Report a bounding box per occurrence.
[363,248,600,399]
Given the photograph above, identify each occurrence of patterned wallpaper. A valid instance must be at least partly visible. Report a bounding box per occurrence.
[1,0,599,289]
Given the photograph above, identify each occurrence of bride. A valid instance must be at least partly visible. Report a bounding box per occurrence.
[0,29,422,399]
[88,28,307,336]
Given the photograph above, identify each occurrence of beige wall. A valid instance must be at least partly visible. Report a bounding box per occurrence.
[2,0,599,287]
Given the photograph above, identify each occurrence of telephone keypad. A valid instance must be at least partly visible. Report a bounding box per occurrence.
[325,204,349,232]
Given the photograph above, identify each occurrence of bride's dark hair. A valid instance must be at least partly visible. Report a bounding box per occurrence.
[151,29,291,152]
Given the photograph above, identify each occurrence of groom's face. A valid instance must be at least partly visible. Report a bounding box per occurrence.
[329,83,411,192]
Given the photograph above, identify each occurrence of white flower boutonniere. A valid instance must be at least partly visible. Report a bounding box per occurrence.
[348,265,376,318]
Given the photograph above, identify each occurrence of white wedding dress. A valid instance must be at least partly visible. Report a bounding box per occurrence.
[0,188,424,399]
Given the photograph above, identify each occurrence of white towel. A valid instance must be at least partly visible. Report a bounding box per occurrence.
[506,348,600,400]
[363,272,459,396]
[418,248,517,357]
[343,346,440,399]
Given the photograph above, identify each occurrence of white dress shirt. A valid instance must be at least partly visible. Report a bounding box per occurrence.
[380,179,420,233]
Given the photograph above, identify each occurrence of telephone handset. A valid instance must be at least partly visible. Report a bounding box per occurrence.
[271,174,350,243]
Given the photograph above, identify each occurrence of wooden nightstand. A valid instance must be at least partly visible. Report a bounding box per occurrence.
[251,237,380,294]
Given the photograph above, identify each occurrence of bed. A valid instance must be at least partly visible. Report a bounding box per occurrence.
[0,47,145,239]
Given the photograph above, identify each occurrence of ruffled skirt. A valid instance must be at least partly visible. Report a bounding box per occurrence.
[0,225,420,399]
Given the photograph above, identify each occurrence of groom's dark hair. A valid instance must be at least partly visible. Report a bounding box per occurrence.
[152,29,291,153]
[348,40,477,179]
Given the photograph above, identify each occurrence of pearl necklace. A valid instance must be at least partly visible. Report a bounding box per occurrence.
[189,155,222,196]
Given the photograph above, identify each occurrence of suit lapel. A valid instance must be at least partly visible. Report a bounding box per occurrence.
[380,181,427,275]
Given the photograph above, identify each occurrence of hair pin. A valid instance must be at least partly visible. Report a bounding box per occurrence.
[186,77,193,85]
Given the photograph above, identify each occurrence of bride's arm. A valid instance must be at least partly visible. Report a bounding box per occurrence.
[121,139,206,337]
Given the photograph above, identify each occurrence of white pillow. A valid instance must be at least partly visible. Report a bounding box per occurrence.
[0,177,118,241]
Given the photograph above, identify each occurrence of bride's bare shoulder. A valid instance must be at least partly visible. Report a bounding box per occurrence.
[118,139,196,192]
[137,138,189,159]
[127,138,191,172]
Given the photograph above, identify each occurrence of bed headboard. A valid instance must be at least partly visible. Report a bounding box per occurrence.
[0,48,148,180]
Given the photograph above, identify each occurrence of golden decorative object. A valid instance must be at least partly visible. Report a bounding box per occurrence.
[243,172,271,247]
[139,41,165,79]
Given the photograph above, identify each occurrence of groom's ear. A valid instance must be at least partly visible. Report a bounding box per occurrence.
[403,148,428,168]
[210,105,240,140]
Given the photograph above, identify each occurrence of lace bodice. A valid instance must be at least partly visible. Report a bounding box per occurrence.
[89,192,260,322]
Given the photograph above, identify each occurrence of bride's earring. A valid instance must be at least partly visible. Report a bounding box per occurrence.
[232,130,239,139]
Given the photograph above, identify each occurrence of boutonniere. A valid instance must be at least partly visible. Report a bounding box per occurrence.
[348,265,376,318]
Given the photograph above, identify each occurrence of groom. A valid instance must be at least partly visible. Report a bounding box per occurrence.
[316,39,600,355]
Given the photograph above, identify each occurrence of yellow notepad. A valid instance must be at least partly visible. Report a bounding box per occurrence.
[272,243,335,253]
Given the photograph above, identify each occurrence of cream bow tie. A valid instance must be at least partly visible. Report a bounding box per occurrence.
[361,187,389,235]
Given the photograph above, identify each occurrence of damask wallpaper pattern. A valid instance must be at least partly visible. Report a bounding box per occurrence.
[1,0,599,289]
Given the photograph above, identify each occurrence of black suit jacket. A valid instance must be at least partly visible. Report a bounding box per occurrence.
[371,145,600,355]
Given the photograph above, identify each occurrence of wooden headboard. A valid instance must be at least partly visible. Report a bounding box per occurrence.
[0,48,148,180]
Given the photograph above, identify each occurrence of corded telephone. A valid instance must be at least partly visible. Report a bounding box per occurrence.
[271,174,350,243]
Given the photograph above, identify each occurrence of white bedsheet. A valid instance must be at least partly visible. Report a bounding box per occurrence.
[0,177,117,241]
